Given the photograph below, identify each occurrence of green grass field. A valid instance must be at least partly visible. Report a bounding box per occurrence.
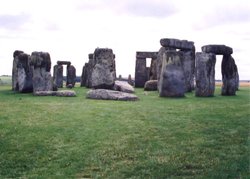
[0,84,249,178]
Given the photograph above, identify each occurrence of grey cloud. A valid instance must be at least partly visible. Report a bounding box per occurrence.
[0,13,31,31]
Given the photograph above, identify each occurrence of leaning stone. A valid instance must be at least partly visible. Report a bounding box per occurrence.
[160,38,194,50]
[195,52,216,97]
[113,80,134,93]
[144,80,158,91]
[86,89,138,101]
[201,45,233,55]
[159,51,186,97]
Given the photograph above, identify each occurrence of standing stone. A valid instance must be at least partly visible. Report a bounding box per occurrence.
[135,57,147,87]
[180,47,195,92]
[195,52,216,97]
[12,50,33,93]
[235,65,239,90]
[221,55,237,96]
[128,74,134,86]
[149,57,157,80]
[30,51,53,92]
[80,64,87,87]
[159,51,186,97]
[91,48,116,89]
[53,64,63,88]
[85,54,95,88]
[66,65,76,87]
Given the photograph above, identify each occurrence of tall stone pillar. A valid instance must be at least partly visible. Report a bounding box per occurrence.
[195,52,216,97]
[221,55,237,96]
[159,50,186,97]
[12,50,33,93]
[66,65,76,87]
[135,57,147,87]
[53,64,63,88]
[30,51,53,92]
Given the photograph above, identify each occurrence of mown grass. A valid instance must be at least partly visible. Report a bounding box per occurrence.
[0,84,249,178]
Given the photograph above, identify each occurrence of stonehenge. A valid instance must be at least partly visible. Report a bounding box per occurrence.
[11,40,239,99]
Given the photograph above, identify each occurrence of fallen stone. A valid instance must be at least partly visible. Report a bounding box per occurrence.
[34,90,76,97]
[86,89,138,101]
[201,45,233,55]
[113,80,135,93]
[144,80,158,91]
[160,38,194,50]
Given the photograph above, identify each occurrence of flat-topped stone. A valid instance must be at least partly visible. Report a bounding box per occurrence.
[160,38,194,50]
[201,45,233,55]
[57,61,71,66]
[86,89,138,101]
[113,80,135,93]
[136,52,158,59]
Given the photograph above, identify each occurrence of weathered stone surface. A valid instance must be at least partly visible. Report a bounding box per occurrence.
[135,57,147,87]
[12,50,33,93]
[159,51,186,97]
[57,61,71,66]
[86,89,138,101]
[144,80,158,91]
[85,54,95,88]
[91,48,116,89]
[66,65,76,87]
[201,45,233,55]
[136,52,158,59]
[80,64,87,87]
[156,47,167,87]
[149,57,157,80]
[195,52,216,97]
[34,90,76,97]
[221,55,238,95]
[30,51,53,92]
[180,47,195,92]
[113,80,134,93]
[53,64,63,88]
[127,74,134,86]
[160,38,194,50]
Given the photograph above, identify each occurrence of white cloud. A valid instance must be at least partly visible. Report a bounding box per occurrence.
[0,0,249,80]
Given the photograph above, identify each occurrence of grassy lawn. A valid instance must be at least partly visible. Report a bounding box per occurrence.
[0,84,249,178]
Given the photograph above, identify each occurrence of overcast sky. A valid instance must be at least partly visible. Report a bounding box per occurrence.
[0,0,249,79]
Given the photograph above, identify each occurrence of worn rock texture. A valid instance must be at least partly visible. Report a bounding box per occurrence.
[195,52,216,97]
[144,80,158,91]
[201,45,233,55]
[113,80,135,93]
[66,65,76,87]
[159,51,186,97]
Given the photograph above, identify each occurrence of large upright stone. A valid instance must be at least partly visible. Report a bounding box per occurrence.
[180,47,195,92]
[135,57,147,87]
[160,38,194,50]
[159,51,186,97]
[66,65,76,87]
[30,51,53,92]
[80,64,87,87]
[195,52,216,97]
[12,50,33,92]
[221,55,238,95]
[53,64,63,88]
[85,54,95,88]
[201,45,233,55]
[91,48,116,89]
